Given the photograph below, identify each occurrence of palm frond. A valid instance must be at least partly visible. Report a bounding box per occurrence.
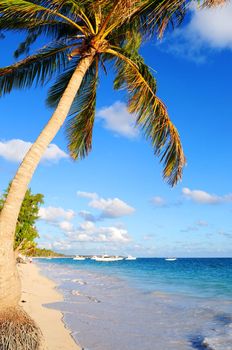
[13,22,78,58]
[0,40,74,95]
[109,47,186,186]
[98,0,148,39]
[202,0,228,6]
[0,16,74,36]
[46,60,78,109]
[46,55,96,115]
[65,60,98,159]
[131,0,228,38]
[0,16,51,30]
[0,0,85,33]
[50,0,96,34]
[14,30,38,58]
[91,0,186,41]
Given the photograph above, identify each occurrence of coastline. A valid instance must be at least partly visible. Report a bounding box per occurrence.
[18,262,81,350]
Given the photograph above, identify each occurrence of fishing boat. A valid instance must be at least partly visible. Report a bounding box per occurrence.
[73,255,86,260]
[125,255,137,260]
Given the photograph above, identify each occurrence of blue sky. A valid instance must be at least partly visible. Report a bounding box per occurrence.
[1,4,232,257]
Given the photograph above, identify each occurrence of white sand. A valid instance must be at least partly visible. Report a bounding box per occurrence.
[18,262,81,350]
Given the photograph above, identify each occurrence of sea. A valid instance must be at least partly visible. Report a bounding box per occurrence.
[35,258,232,350]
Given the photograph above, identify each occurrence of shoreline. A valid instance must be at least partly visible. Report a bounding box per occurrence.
[18,262,81,350]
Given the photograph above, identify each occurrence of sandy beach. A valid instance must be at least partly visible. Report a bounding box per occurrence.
[18,262,81,350]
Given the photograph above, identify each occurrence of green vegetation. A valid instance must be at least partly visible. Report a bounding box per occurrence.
[0,186,43,251]
[0,186,63,257]
[27,248,64,257]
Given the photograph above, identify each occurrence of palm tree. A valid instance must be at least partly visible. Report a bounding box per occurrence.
[0,0,226,346]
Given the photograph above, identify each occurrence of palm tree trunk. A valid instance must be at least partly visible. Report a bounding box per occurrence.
[0,51,95,309]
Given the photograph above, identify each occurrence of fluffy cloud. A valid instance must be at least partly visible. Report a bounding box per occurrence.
[39,192,134,249]
[58,221,74,232]
[90,197,135,218]
[161,3,232,62]
[0,139,68,163]
[182,187,232,204]
[39,206,75,222]
[52,240,72,250]
[77,191,135,219]
[65,220,131,243]
[188,3,232,49]
[97,101,138,138]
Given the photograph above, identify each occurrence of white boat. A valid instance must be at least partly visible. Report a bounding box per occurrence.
[125,255,136,260]
[91,255,98,260]
[93,255,124,262]
[165,258,177,261]
[73,256,86,260]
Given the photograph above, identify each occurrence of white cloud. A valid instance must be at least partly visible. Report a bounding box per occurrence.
[182,187,232,204]
[97,226,130,243]
[89,197,135,218]
[79,220,95,232]
[188,3,232,49]
[52,240,72,250]
[42,143,68,161]
[39,206,75,222]
[161,3,232,62]
[77,191,135,219]
[0,139,68,163]
[65,221,131,243]
[97,101,138,138]
[58,221,74,232]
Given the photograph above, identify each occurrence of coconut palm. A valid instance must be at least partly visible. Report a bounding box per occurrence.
[0,0,226,346]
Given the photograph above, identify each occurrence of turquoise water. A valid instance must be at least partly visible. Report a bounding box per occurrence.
[36,258,232,350]
[38,258,232,298]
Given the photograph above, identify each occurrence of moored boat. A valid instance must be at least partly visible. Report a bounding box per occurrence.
[93,255,124,262]
[125,255,136,260]
[73,255,86,260]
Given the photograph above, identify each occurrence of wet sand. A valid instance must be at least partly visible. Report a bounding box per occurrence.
[18,262,81,350]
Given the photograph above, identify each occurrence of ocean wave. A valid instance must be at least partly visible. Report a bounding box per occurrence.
[71,278,87,285]
[71,290,82,296]
[71,290,101,303]
[202,325,232,350]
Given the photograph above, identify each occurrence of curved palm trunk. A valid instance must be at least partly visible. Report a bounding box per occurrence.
[0,52,95,309]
